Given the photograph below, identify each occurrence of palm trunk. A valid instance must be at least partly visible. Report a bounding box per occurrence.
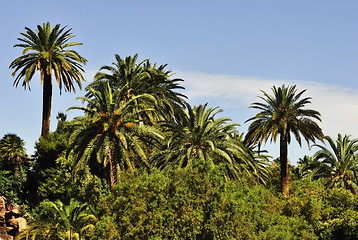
[14,164,20,192]
[109,159,115,190]
[41,73,52,139]
[108,147,117,190]
[280,134,289,198]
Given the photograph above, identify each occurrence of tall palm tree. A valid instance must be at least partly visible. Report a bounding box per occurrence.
[90,54,187,123]
[153,103,252,179]
[18,199,97,240]
[9,22,87,139]
[245,84,324,197]
[68,82,163,188]
[311,134,358,194]
[0,134,27,189]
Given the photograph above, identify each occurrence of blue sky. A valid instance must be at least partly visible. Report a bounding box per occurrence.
[1,0,358,164]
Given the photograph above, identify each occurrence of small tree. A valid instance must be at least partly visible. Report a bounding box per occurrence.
[0,134,27,193]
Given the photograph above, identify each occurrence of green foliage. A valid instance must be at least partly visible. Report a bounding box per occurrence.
[38,155,109,205]
[322,209,358,239]
[311,134,358,194]
[0,170,18,202]
[91,54,187,123]
[33,114,109,204]
[0,133,27,163]
[0,133,29,203]
[94,161,317,239]
[245,85,324,146]
[153,103,269,182]
[19,199,97,240]
[22,162,358,239]
[34,113,72,169]
[68,82,164,188]
[9,23,87,92]
[92,216,120,240]
[280,179,358,239]
[292,155,317,180]
[155,103,241,167]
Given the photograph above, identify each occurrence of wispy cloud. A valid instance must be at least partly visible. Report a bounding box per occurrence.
[176,71,358,138]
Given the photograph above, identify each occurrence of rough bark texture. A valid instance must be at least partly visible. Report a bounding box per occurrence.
[109,159,115,190]
[41,74,52,139]
[280,134,289,198]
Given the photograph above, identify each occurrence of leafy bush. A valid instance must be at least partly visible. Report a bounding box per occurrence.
[95,161,317,239]
[38,154,109,205]
[0,170,18,202]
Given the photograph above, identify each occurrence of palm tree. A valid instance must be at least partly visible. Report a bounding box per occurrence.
[9,22,87,139]
[68,82,163,188]
[293,155,318,180]
[18,199,97,240]
[90,54,187,123]
[140,59,187,122]
[153,103,252,179]
[0,134,27,190]
[311,134,358,194]
[245,84,324,197]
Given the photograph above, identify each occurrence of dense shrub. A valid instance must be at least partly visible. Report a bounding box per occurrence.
[38,155,108,205]
[94,162,317,239]
[0,170,18,202]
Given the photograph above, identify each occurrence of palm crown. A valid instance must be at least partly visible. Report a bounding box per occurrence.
[312,134,358,194]
[10,22,87,92]
[153,103,257,180]
[0,134,26,166]
[245,85,323,146]
[68,82,163,188]
[91,54,187,123]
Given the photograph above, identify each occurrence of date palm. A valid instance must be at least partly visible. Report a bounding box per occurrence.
[91,54,187,123]
[9,22,87,139]
[68,82,163,188]
[312,134,358,194]
[153,103,251,179]
[245,84,324,197]
[141,59,187,121]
